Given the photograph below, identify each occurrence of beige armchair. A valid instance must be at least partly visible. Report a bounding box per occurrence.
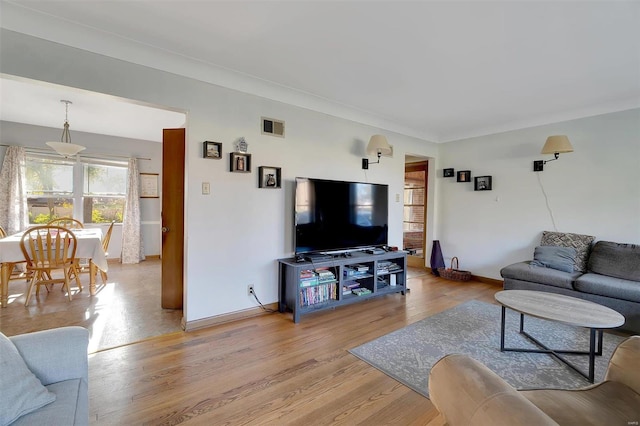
[429,336,640,426]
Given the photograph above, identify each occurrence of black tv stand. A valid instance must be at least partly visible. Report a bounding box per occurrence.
[278,251,408,323]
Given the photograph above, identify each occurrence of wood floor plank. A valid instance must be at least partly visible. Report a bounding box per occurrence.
[86,268,501,424]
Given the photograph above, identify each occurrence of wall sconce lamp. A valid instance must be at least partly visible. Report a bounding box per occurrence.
[533,135,574,172]
[362,135,392,169]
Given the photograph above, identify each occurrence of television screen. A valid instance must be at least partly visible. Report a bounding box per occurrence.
[295,177,388,255]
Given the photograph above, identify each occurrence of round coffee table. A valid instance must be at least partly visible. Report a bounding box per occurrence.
[494,290,625,383]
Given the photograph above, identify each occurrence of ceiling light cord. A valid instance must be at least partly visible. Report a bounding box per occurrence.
[537,172,558,232]
[61,100,71,144]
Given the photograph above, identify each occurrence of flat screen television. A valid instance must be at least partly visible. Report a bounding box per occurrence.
[294,177,388,255]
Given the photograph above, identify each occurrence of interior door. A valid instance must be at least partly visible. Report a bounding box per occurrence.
[161,128,185,309]
[404,161,428,268]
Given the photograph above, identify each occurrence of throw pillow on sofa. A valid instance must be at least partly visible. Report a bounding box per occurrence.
[540,231,595,273]
[530,246,577,273]
[0,332,56,426]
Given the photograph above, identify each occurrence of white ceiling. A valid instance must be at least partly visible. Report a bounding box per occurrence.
[1,1,639,143]
[0,77,187,142]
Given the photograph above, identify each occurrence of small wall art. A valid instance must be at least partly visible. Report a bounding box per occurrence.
[258,166,282,188]
[443,168,454,177]
[474,176,492,191]
[203,141,222,159]
[140,173,159,198]
[230,152,251,173]
[457,170,471,182]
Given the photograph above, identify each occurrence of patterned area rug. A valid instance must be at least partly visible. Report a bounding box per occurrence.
[349,300,627,398]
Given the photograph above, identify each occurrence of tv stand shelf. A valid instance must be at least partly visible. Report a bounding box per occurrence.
[278,251,408,323]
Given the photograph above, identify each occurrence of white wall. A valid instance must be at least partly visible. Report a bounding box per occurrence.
[436,109,640,279]
[0,30,438,323]
[0,121,163,257]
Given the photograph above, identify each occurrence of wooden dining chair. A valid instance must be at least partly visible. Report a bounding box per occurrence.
[96,221,115,283]
[47,217,84,229]
[1,225,33,282]
[70,221,115,284]
[48,218,85,286]
[20,226,78,306]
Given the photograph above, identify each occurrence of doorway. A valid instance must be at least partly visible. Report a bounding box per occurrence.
[0,76,186,350]
[403,159,428,268]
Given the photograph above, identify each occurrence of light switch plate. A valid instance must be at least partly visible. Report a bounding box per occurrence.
[202,182,210,195]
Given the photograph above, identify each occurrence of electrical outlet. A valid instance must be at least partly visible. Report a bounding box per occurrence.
[247,285,254,296]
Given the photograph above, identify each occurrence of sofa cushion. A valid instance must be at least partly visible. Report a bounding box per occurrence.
[540,231,595,273]
[530,246,577,273]
[575,273,640,304]
[11,379,82,426]
[0,333,56,426]
[588,241,640,282]
[500,261,582,290]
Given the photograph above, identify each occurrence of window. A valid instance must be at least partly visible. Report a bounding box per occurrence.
[26,154,127,224]
[26,157,74,224]
[83,163,127,223]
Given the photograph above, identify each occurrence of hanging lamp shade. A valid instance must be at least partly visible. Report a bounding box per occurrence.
[46,100,86,158]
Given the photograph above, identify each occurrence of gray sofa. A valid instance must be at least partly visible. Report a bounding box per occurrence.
[501,239,640,333]
[2,327,89,425]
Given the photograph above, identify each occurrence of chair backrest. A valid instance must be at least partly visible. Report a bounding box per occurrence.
[20,226,78,269]
[47,217,84,229]
[102,221,115,253]
[605,335,640,394]
[0,225,6,238]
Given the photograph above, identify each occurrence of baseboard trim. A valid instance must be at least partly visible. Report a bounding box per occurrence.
[183,303,279,331]
[106,255,160,264]
[471,275,503,286]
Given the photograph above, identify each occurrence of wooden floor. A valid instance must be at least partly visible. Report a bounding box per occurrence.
[88,268,501,425]
[0,258,183,352]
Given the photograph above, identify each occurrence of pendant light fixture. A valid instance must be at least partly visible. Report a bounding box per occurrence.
[46,100,86,158]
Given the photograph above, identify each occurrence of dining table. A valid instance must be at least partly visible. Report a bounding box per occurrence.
[0,227,108,307]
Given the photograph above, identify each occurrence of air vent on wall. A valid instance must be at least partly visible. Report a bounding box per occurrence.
[261,117,285,138]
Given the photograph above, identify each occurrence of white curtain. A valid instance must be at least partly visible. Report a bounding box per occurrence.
[121,158,145,264]
[0,146,28,234]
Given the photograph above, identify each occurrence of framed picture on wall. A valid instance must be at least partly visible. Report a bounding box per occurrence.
[474,176,492,191]
[258,166,281,188]
[443,168,454,177]
[230,152,251,173]
[140,173,159,198]
[457,170,471,182]
[203,141,222,159]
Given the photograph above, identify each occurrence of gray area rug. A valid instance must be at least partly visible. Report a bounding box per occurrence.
[349,300,626,398]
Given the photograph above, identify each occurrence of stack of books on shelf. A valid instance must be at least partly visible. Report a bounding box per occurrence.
[300,282,337,306]
[299,269,318,287]
[343,264,370,278]
[352,288,372,296]
[315,267,336,283]
[377,261,402,275]
[342,282,361,295]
